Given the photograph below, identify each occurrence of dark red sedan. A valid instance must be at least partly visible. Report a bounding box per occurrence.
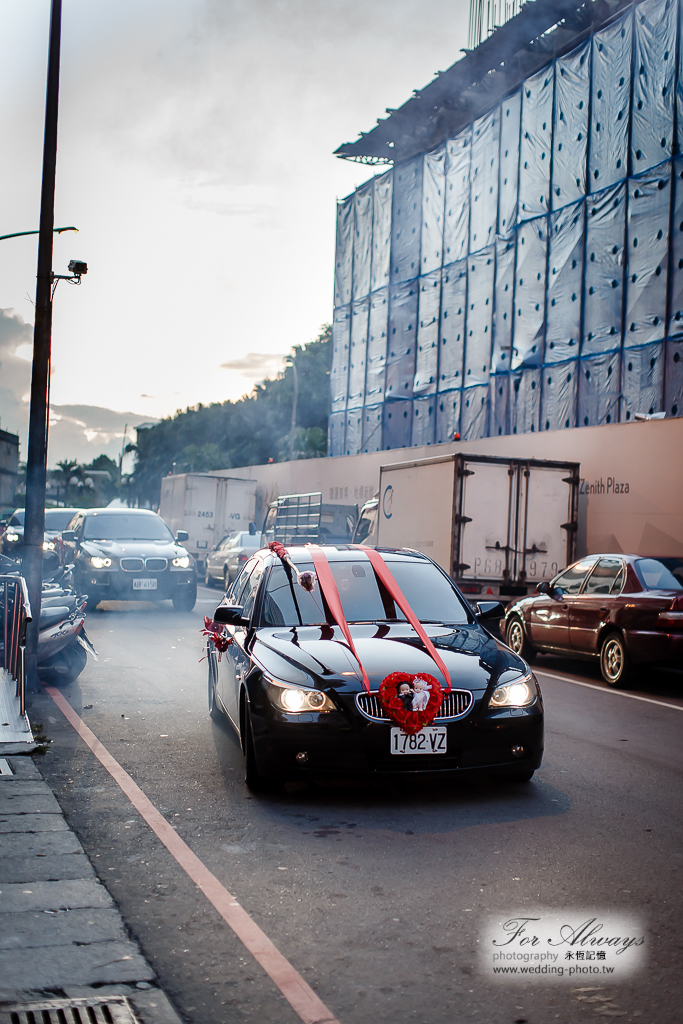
[504,555,683,686]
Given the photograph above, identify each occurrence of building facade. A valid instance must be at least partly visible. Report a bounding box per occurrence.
[329,0,683,456]
[0,428,19,507]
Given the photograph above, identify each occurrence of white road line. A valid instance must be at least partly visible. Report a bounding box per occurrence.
[534,669,683,712]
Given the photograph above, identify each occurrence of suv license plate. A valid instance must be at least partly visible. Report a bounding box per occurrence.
[390,726,447,755]
[133,578,157,590]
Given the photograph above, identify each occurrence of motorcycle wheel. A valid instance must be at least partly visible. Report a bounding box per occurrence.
[38,643,88,686]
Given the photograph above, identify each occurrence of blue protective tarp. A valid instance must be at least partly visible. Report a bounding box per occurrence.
[590,15,631,191]
[668,159,683,335]
[438,260,466,390]
[552,41,590,209]
[366,287,388,404]
[541,360,578,431]
[334,198,354,307]
[578,352,621,426]
[330,305,350,413]
[386,280,418,399]
[512,217,546,368]
[499,91,521,234]
[582,183,626,356]
[383,399,412,449]
[624,168,670,347]
[665,338,683,415]
[465,247,494,385]
[371,171,393,292]
[545,201,584,363]
[470,110,499,253]
[621,342,664,419]
[510,368,541,434]
[461,384,489,440]
[421,147,446,274]
[444,128,471,264]
[353,184,373,299]
[632,0,675,174]
[490,374,509,436]
[344,408,363,456]
[347,297,369,410]
[412,394,436,446]
[435,390,461,443]
[414,270,441,393]
[391,156,423,284]
[492,236,515,373]
[328,410,346,457]
[362,404,383,453]
[519,68,554,221]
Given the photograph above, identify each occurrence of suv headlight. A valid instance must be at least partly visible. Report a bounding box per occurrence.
[267,679,336,713]
[172,555,191,568]
[5,532,19,542]
[488,670,538,708]
[43,540,56,551]
[90,555,112,569]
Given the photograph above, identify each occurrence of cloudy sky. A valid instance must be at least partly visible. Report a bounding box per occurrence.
[0,0,468,466]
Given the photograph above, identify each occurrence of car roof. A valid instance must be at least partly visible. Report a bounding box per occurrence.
[82,507,159,516]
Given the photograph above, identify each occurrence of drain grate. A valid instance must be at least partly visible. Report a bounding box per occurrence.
[1,995,139,1024]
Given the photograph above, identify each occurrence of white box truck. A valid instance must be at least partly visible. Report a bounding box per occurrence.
[360,453,579,598]
[160,474,256,568]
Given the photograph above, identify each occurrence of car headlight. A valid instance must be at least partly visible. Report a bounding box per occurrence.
[488,670,538,708]
[5,532,19,542]
[90,555,112,569]
[267,679,336,713]
[172,555,191,568]
[43,540,56,551]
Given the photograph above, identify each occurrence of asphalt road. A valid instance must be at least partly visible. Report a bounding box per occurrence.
[29,583,683,1024]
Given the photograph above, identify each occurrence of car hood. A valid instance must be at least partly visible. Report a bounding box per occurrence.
[80,538,191,560]
[252,622,525,695]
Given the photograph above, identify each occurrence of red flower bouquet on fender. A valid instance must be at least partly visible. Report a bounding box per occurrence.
[378,672,443,735]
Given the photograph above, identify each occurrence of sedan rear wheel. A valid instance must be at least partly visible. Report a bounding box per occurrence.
[204,567,214,587]
[600,632,632,687]
[506,615,536,663]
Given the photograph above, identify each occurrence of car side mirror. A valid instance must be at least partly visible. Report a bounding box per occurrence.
[213,604,245,625]
[475,600,505,621]
[537,581,552,595]
[62,531,77,542]
[176,530,189,542]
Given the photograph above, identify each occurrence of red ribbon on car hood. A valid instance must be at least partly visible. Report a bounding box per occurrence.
[306,544,371,693]
[354,545,452,693]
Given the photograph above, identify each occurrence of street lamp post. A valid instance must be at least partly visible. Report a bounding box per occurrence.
[23,0,63,689]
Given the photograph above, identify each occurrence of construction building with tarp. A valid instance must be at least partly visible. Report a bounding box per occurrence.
[328,0,683,456]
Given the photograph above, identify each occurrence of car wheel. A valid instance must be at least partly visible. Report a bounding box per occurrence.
[600,632,632,687]
[204,567,214,587]
[173,584,197,612]
[243,711,270,792]
[84,596,100,613]
[223,568,230,591]
[506,615,536,663]
[207,653,225,723]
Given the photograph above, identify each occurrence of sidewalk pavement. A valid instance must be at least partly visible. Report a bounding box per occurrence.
[0,754,184,1024]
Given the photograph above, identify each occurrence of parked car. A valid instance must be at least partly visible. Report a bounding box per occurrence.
[61,508,197,611]
[206,545,543,789]
[204,530,261,588]
[0,507,82,555]
[504,555,683,686]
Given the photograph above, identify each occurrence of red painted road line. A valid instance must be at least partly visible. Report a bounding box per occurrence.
[45,686,340,1024]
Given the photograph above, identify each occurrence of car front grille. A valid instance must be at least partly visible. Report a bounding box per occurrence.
[120,557,144,571]
[355,689,474,722]
[145,557,167,571]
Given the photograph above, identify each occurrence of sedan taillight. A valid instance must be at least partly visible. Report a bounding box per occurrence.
[659,596,683,628]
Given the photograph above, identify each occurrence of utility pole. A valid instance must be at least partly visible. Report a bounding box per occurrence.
[23,0,63,689]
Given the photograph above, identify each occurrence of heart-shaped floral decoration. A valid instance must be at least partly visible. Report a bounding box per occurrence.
[378,672,443,735]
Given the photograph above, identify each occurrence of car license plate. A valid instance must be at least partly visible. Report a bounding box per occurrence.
[133,578,157,590]
[390,726,447,755]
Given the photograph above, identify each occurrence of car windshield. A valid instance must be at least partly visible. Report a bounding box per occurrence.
[635,558,683,591]
[82,514,173,541]
[44,510,78,531]
[9,511,24,526]
[261,557,470,627]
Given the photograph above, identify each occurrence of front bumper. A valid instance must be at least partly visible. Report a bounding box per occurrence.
[248,688,544,779]
[79,568,196,600]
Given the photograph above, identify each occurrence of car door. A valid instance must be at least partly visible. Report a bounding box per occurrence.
[225,559,264,730]
[569,558,625,653]
[527,558,597,651]
[215,557,259,725]
[208,536,229,578]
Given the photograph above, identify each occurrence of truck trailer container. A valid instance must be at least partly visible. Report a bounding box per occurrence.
[160,473,256,567]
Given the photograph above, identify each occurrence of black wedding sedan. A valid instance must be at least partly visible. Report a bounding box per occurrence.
[206,546,543,789]
[61,508,197,611]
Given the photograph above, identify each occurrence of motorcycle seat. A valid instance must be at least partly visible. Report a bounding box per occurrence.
[41,594,77,611]
[39,606,72,630]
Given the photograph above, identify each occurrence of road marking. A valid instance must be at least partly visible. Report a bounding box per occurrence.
[45,686,340,1024]
[534,669,683,712]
